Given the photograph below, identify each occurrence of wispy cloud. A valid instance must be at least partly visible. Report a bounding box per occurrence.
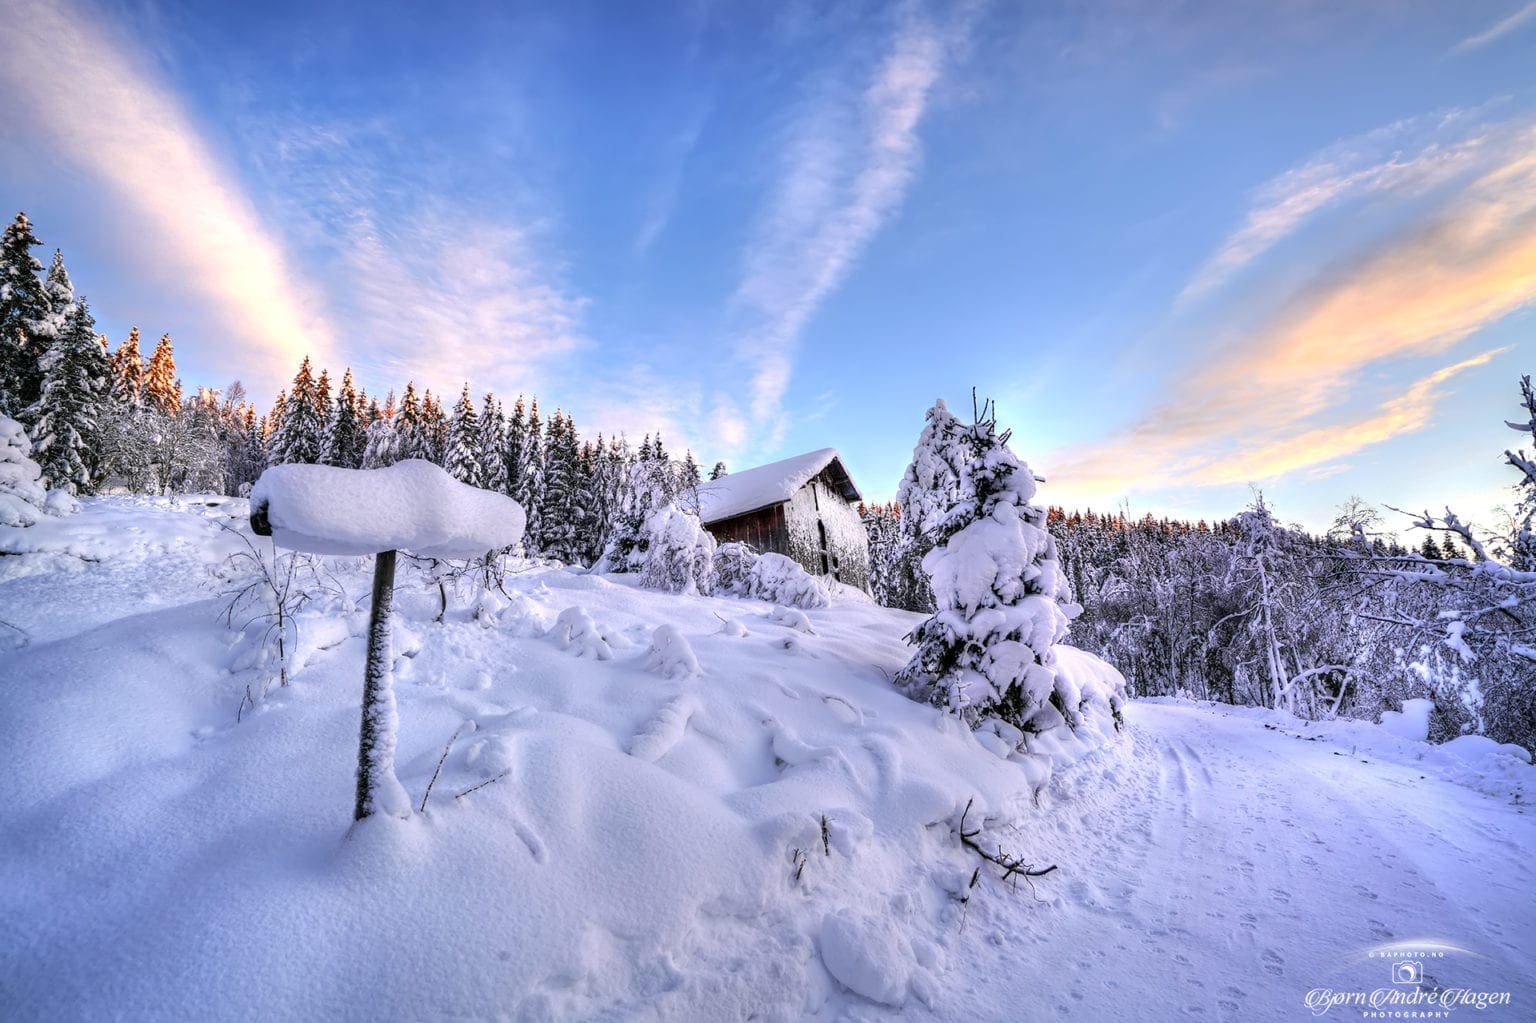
[1053,116,1536,498]
[1181,113,1495,302]
[0,0,334,385]
[730,5,967,445]
[247,122,587,404]
[343,212,586,397]
[1450,2,1536,56]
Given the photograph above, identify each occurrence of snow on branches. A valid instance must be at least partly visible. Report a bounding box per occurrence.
[896,395,1122,735]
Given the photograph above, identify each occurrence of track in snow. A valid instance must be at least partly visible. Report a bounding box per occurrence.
[926,702,1535,1022]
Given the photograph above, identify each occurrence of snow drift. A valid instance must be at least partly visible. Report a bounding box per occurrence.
[1,494,1129,1019]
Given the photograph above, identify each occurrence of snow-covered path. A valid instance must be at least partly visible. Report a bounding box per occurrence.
[2,498,1531,1021]
[937,702,1535,1021]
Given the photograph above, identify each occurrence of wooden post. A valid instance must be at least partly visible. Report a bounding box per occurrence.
[356,549,398,821]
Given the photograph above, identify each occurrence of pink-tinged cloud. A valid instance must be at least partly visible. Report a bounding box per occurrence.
[1,0,334,392]
[1051,118,1536,499]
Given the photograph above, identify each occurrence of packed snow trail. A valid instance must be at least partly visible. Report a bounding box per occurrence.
[924,701,1535,1022]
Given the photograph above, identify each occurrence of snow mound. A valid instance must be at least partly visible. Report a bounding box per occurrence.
[547,605,613,659]
[769,606,815,633]
[819,910,913,1006]
[629,695,700,762]
[250,459,525,558]
[644,624,700,678]
[1379,697,1434,742]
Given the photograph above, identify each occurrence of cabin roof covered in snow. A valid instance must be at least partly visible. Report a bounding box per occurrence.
[696,448,861,524]
[249,459,525,558]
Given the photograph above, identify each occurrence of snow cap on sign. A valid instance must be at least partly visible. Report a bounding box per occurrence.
[249,459,525,558]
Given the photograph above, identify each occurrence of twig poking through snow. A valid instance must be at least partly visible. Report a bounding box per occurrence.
[421,720,475,812]
[455,769,511,800]
[957,798,1057,885]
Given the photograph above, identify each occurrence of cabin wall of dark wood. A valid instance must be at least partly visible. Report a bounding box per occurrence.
[705,505,790,558]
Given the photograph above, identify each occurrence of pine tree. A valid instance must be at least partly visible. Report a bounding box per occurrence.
[0,213,52,420]
[891,398,969,612]
[520,397,545,551]
[361,411,401,469]
[313,368,333,455]
[709,460,728,481]
[506,395,528,499]
[445,383,482,485]
[144,334,181,415]
[270,357,324,465]
[597,452,676,573]
[324,368,365,468]
[395,382,430,461]
[477,392,508,494]
[111,328,147,408]
[227,402,265,493]
[26,292,109,494]
[896,398,1109,734]
[422,390,448,464]
[536,409,585,562]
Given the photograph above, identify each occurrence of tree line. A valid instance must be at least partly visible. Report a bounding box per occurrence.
[863,393,1535,754]
[0,211,730,566]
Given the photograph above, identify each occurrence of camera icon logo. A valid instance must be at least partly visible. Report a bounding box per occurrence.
[1392,961,1424,985]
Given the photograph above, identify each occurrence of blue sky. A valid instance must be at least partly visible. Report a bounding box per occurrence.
[4,0,1535,535]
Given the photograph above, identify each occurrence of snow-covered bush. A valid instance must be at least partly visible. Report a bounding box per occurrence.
[0,416,51,526]
[748,553,830,609]
[713,543,830,609]
[897,398,1122,734]
[712,541,756,594]
[637,502,717,595]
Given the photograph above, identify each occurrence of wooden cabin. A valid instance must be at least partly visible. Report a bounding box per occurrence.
[696,448,870,590]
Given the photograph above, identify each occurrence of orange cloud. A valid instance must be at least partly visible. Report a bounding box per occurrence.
[1050,120,1536,499]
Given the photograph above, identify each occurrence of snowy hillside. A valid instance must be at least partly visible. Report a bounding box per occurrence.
[2,497,1532,1021]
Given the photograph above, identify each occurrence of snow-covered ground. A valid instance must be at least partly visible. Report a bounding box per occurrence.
[2,498,1531,1021]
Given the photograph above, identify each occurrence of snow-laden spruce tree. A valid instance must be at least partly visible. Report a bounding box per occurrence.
[0,415,51,526]
[896,397,1096,733]
[890,399,969,611]
[477,393,508,494]
[445,384,481,485]
[323,368,365,469]
[27,268,110,494]
[143,334,181,416]
[270,357,324,465]
[0,213,53,421]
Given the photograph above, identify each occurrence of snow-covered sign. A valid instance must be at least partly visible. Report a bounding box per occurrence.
[695,447,859,525]
[249,459,525,558]
[247,459,525,824]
